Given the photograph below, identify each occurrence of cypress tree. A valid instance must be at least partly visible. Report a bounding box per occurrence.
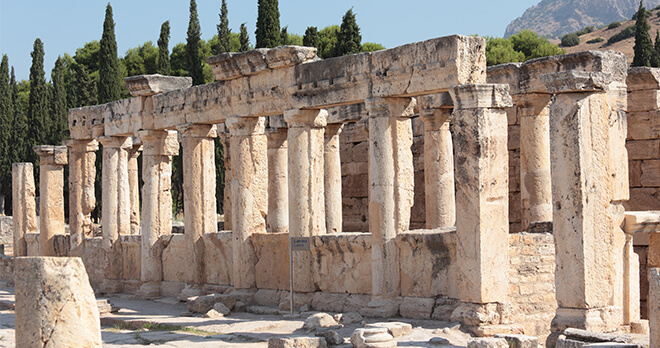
[303,26,319,48]
[98,3,122,103]
[73,64,97,107]
[337,9,362,56]
[633,1,654,67]
[217,0,231,53]
[50,57,68,144]
[10,67,27,164]
[280,26,289,45]
[157,21,171,75]
[255,0,280,48]
[239,23,250,51]
[653,30,660,67]
[186,0,204,85]
[0,55,11,209]
[27,38,49,155]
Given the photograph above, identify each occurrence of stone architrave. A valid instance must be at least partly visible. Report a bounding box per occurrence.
[12,163,37,257]
[226,117,268,289]
[285,108,327,292]
[64,139,98,253]
[366,97,416,301]
[98,136,133,293]
[325,123,344,234]
[128,143,142,235]
[542,71,628,332]
[177,124,218,285]
[419,108,455,229]
[15,257,101,348]
[267,127,288,233]
[33,145,68,257]
[138,130,178,298]
[449,84,511,304]
[518,93,553,231]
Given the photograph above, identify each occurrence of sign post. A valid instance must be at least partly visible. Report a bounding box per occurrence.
[289,236,310,315]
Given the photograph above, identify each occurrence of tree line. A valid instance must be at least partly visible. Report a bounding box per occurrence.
[0,0,383,218]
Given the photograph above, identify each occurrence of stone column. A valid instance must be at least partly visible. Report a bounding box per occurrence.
[33,145,68,257]
[65,139,98,252]
[285,108,327,293]
[227,117,268,289]
[267,127,288,233]
[325,123,344,234]
[419,108,455,229]
[543,71,627,332]
[137,130,178,298]
[518,94,553,231]
[219,125,232,231]
[365,97,415,312]
[128,142,142,235]
[99,135,132,293]
[12,163,37,257]
[177,124,217,285]
[450,85,511,306]
[651,268,660,347]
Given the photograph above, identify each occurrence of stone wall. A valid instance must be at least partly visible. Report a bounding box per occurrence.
[0,255,13,284]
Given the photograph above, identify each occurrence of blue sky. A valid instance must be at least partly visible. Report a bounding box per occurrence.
[0,0,541,81]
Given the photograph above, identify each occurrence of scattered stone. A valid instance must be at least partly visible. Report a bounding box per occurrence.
[268,337,328,348]
[316,330,345,346]
[334,312,363,325]
[429,337,451,346]
[204,309,224,318]
[213,302,231,316]
[186,293,236,313]
[582,344,640,347]
[248,305,282,315]
[432,298,461,321]
[494,334,539,348]
[303,313,338,329]
[234,300,247,312]
[312,292,349,313]
[96,298,119,314]
[300,304,311,312]
[467,337,508,348]
[563,328,634,343]
[366,322,413,337]
[351,328,396,348]
[399,296,435,319]
[253,289,280,307]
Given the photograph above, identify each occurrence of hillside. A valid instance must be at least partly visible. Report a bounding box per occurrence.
[505,0,660,38]
[559,10,660,64]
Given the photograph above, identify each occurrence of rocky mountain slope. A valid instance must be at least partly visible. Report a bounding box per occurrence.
[505,0,660,38]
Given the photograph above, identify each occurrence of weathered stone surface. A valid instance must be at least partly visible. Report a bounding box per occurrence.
[313,233,372,295]
[493,334,539,348]
[582,344,640,348]
[650,268,660,348]
[429,337,452,346]
[64,139,98,252]
[303,313,338,329]
[187,294,236,313]
[325,123,344,234]
[541,71,613,94]
[15,257,101,348]
[207,46,318,81]
[33,146,68,257]
[467,338,508,348]
[124,74,192,97]
[399,296,436,319]
[451,303,502,326]
[316,330,344,346]
[366,322,413,337]
[12,163,37,257]
[627,66,660,91]
[563,328,633,343]
[351,328,396,348]
[311,292,350,313]
[253,232,289,290]
[432,297,462,321]
[334,312,363,325]
[267,128,288,233]
[254,289,281,307]
[268,337,328,348]
[213,302,231,316]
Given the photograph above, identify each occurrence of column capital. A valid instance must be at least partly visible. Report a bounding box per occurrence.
[417,92,453,110]
[98,135,133,149]
[420,108,452,131]
[284,108,327,128]
[325,123,344,136]
[63,139,99,153]
[266,127,288,148]
[33,145,68,165]
[176,123,217,138]
[138,130,179,156]
[541,71,612,94]
[226,116,266,136]
[365,97,416,118]
[450,84,513,110]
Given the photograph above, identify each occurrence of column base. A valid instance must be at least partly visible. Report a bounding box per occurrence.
[551,307,623,333]
[101,279,124,294]
[360,297,402,318]
[137,282,161,299]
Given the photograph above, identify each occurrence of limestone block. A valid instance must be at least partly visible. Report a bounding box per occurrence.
[641,160,660,187]
[33,146,67,257]
[0,216,12,246]
[68,104,105,140]
[432,297,462,321]
[312,233,372,294]
[627,111,660,140]
[399,296,435,319]
[625,188,660,211]
[187,294,236,313]
[450,84,513,109]
[15,257,101,348]
[268,337,327,348]
[334,312,363,325]
[493,334,539,348]
[316,330,344,346]
[161,235,189,282]
[582,344,638,347]
[627,66,660,91]
[627,140,660,160]
[254,289,281,307]
[451,303,502,326]
[124,74,192,97]
[203,232,233,286]
[365,322,413,337]
[628,90,660,112]
[12,163,37,257]
[207,46,317,81]
[350,328,396,348]
[103,97,143,137]
[541,71,613,94]
[563,328,634,344]
[213,302,231,316]
[252,232,289,290]
[278,292,314,311]
[204,309,224,318]
[344,294,372,313]
[311,292,350,313]
[650,268,660,348]
[120,235,141,280]
[303,313,338,329]
[467,338,508,348]
[487,63,522,95]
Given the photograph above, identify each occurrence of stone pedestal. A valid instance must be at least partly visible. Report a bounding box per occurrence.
[285,109,327,292]
[99,136,133,293]
[128,143,142,235]
[366,97,416,302]
[227,117,268,289]
[518,94,553,231]
[325,123,344,234]
[33,145,68,257]
[543,71,627,332]
[450,84,511,305]
[64,139,98,253]
[12,163,37,257]
[178,124,218,285]
[138,130,178,298]
[267,127,288,233]
[419,108,455,229]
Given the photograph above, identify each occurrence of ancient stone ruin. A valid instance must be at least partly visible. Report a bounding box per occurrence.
[6,34,660,345]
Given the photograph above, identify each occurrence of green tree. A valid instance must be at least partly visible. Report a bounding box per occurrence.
[361,42,385,52]
[486,37,525,66]
[6,67,28,214]
[280,26,289,45]
[653,30,660,67]
[186,0,204,85]
[239,23,250,51]
[217,0,231,53]
[303,26,319,48]
[157,21,171,75]
[49,56,68,144]
[336,9,362,56]
[318,25,339,58]
[561,33,580,47]
[633,1,654,67]
[509,30,564,61]
[71,64,97,107]
[123,42,158,77]
[27,38,49,156]
[255,0,280,48]
[0,55,11,210]
[74,41,101,76]
[98,3,122,104]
